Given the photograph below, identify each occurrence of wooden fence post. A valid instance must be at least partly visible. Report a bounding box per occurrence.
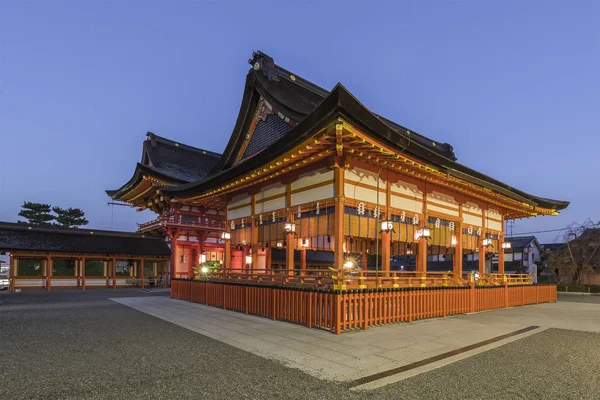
[469,280,475,313]
[408,290,413,323]
[335,293,342,334]
[363,291,369,330]
[223,284,227,310]
[504,282,509,308]
[272,289,277,320]
[442,288,447,318]
[245,286,249,315]
[308,292,313,329]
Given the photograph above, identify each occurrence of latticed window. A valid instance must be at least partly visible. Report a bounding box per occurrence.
[241,114,292,160]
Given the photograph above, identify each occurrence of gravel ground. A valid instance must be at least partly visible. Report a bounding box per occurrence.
[2,290,599,399]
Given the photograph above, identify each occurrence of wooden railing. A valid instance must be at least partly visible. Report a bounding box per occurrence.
[196,268,530,290]
[171,279,557,334]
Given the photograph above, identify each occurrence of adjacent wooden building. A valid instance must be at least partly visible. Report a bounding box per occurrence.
[0,222,170,291]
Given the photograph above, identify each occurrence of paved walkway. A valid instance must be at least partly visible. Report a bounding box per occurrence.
[112,296,600,386]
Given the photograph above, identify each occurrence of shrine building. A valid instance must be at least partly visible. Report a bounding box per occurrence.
[107,50,568,288]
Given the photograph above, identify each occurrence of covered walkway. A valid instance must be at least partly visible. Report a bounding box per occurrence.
[0,222,170,291]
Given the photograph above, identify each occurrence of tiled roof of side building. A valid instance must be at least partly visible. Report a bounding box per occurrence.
[0,222,171,257]
[143,132,221,183]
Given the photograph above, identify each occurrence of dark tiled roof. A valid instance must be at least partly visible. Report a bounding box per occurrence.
[143,132,221,182]
[0,222,170,257]
[211,51,456,174]
[504,236,539,251]
[162,80,569,212]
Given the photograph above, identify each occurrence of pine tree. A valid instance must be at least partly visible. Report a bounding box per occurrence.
[52,207,89,228]
[18,202,55,225]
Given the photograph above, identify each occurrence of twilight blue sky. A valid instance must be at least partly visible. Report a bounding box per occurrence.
[1,1,598,247]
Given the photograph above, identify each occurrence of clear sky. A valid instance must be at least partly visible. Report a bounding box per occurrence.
[1,1,598,251]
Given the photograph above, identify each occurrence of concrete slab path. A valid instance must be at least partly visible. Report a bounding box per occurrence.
[112,297,600,385]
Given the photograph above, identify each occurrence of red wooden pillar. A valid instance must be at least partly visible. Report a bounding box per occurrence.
[112,257,117,289]
[141,257,145,288]
[266,246,272,270]
[285,236,295,276]
[81,256,86,290]
[479,240,486,275]
[171,233,179,280]
[334,165,345,271]
[300,248,307,271]
[382,231,391,276]
[46,256,52,292]
[453,225,463,277]
[9,254,15,292]
[416,237,427,274]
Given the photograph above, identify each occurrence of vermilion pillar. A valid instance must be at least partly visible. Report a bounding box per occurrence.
[46,256,52,291]
[416,237,427,273]
[141,257,145,289]
[479,240,486,274]
[453,225,463,277]
[81,256,86,290]
[334,165,345,270]
[224,239,231,270]
[300,248,307,271]
[381,231,391,276]
[9,254,14,292]
[112,257,117,289]
[498,233,505,274]
[286,235,295,275]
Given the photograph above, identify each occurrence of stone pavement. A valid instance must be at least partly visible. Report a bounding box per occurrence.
[112,296,600,386]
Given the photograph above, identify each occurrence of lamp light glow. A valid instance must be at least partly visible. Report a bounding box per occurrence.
[343,260,354,269]
[483,238,493,247]
[221,232,231,240]
[276,242,283,248]
[451,235,458,246]
[301,239,309,247]
[201,266,209,274]
[501,242,512,249]
[245,255,252,265]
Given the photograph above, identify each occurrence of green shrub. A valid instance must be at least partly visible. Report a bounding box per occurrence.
[557,283,600,293]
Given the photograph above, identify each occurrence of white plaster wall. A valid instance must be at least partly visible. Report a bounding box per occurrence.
[256,197,285,214]
[345,184,386,205]
[427,204,459,217]
[227,206,252,220]
[229,193,251,209]
[292,185,334,206]
[462,203,483,226]
[390,181,422,212]
[291,168,333,190]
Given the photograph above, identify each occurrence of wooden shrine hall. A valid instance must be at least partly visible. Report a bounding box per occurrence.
[107,50,567,331]
[0,222,170,291]
[108,50,568,286]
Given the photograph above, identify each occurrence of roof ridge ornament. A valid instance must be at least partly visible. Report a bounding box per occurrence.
[249,51,279,81]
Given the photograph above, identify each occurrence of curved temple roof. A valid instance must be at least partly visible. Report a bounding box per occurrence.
[161,52,568,213]
[106,50,568,215]
[106,132,221,201]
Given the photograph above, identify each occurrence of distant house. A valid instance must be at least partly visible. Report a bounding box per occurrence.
[502,236,542,280]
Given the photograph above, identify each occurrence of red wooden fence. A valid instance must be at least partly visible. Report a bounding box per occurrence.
[171,279,556,334]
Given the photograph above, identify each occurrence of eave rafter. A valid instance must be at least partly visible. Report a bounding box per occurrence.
[170,118,556,221]
[339,121,555,219]
[179,127,333,204]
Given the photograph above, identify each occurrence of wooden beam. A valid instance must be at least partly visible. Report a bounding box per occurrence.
[334,164,345,271]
